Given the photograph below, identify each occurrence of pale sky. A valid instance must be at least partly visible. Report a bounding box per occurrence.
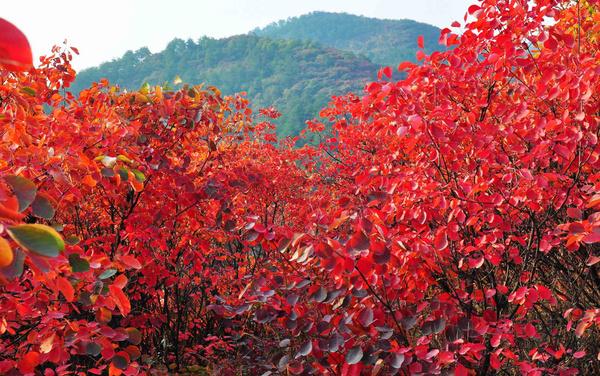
[5,0,475,71]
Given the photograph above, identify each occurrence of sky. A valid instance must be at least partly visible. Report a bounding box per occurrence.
[5,0,475,71]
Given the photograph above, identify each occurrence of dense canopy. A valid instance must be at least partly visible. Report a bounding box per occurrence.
[0,0,598,375]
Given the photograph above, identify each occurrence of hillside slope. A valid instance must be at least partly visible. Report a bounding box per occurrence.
[73,13,443,137]
[253,11,442,67]
[72,35,377,137]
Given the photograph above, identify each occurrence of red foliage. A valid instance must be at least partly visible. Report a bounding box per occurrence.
[0,0,599,375]
[0,18,33,71]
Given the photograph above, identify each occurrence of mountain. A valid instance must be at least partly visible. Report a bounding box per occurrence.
[252,12,442,67]
[72,35,378,137]
[72,13,442,137]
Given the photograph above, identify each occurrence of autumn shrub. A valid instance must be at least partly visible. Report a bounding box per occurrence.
[0,0,599,375]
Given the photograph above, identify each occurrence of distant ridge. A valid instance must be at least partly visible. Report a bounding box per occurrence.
[252,11,441,67]
[73,12,442,137]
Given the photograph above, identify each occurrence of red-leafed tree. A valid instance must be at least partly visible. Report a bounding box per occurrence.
[235,0,600,375]
[0,38,316,374]
[0,0,599,375]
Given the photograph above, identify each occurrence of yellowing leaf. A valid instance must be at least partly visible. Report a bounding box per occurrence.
[117,154,133,164]
[40,334,55,354]
[0,237,13,268]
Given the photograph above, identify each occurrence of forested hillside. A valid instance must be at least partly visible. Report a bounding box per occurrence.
[72,35,378,137]
[253,11,442,66]
[72,13,442,137]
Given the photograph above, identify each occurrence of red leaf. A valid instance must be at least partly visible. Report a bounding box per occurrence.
[468,5,481,14]
[524,323,537,337]
[0,18,33,71]
[120,254,142,269]
[566,207,582,219]
[57,276,75,302]
[582,232,600,244]
[348,231,369,253]
[383,66,392,79]
[490,334,501,347]
[18,351,40,374]
[434,231,448,251]
[487,53,500,64]
[586,256,600,266]
[417,35,424,49]
[358,307,374,327]
[109,285,131,316]
[455,363,469,376]
[113,274,128,289]
[398,61,415,71]
[378,66,392,80]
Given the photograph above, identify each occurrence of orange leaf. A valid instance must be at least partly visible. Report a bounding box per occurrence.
[109,285,131,316]
[82,174,97,188]
[130,177,143,192]
[586,194,600,208]
[0,202,25,221]
[113,274,128,289]
[0,237,13,268]
[109,363,124,376]
[57,276,75,302]
[96,307,112,324]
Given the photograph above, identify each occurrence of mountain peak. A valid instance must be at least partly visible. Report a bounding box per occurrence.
[253,11,440,67]
[74,12,443,137]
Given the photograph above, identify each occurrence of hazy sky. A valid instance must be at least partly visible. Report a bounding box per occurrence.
[5,0,475,71]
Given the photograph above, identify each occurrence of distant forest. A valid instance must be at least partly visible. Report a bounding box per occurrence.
[72,12,442,137]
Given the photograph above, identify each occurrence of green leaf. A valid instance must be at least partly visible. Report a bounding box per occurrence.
[126,327,142,345]
[85,342,102,356]
[31,194,55,219]
[132,169,146,182]
[99,268,117,280]
[101,167,115,177]
[51,223,65,232]
[139,82,150,94]
[346,346,363,365]
[117,167,129,181]
[69,254,90,272]
[65,235,81,245]
[7,224,64,257]
[112,354,129,370]
[20,86,36,96]
[5,175,37,212]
